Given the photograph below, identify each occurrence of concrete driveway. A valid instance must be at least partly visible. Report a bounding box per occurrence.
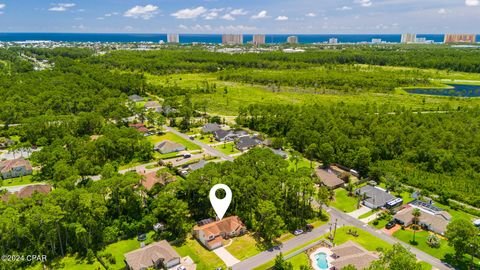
[347,205,371,218]
[213,247,240,267]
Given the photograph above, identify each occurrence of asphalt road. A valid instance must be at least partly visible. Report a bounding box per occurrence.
[233,207,453,270]
[164,126,234,162]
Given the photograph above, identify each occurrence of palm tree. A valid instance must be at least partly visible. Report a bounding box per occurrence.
[412,208,421,244]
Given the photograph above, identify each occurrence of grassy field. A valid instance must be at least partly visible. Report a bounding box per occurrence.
[173,237,225,270]
[146,132,201,151]
[369,217,390,229]
[146,73,480,115]
[358,209,375,219]
[213,142,241,155]
[1,174,34,186]
[331,188,358,213]
[285,252,310,269]
[225,234,263,260]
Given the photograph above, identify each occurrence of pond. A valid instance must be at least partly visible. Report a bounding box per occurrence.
[407,84,480,97]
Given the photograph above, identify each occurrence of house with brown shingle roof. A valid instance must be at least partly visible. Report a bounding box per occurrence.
[124,240,181,270]
[1,184,52,202]
[193,216,246,250]
[330,241,379,270]
[0,158,33,179]
[129,123,149,134]
[139,171,175,191]
[154,140,186,154]
[315,168,344,189]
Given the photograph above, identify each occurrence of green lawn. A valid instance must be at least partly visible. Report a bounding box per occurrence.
[225,234,263,260]
[358,209,375,219]
[196,135,216,145]
[27,255,103,270]
[288,157,314,171]
[147,132,201,151]
[213,142,241,155]
[1,174,34,186]
[173,237,225,270]
[331,188,359,213]
[393,229,452,260]
[285,252,311,269]
[101,231,155,270]
[369,218,390,229]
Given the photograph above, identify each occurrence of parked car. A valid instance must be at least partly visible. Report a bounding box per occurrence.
[177,266,186,270]
[306,224,314,232]
[183,153,192,159]
[385,221,396,230]
[189,136,195,140]
[293,229,304,236]
[137,233,147,241]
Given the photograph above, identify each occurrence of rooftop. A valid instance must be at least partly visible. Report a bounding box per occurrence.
[355,185,396,208]
[315,168,344,188]
[330,241,379,270]
[124,240,180,270]
[0,158,32,173]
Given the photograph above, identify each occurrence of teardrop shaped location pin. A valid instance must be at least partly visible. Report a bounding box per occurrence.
[209,184,232,220]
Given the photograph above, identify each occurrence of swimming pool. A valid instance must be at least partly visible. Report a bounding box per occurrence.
[315,252,329,269]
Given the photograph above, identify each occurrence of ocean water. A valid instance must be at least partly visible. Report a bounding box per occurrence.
[0,33,456,44]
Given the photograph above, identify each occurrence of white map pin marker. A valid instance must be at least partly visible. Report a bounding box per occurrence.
[209,184,232,220]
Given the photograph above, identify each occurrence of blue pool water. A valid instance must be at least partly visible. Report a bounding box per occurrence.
[315,252,329,269]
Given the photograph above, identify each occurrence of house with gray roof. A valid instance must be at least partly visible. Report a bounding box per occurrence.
[236,136,262,151]
[128,94,144,102]
[201,123,222,134]
[355,185,397,209]
[394,204,452,235]
[154,140,186,154]
[214,129,249,142]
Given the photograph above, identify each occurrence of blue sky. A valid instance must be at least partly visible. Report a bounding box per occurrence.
[0,0,478,33]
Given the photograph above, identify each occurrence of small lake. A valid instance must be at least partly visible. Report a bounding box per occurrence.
[408,84,480,97]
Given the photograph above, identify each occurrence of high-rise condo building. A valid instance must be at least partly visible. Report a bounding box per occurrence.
[167,34,179,43]
[401,33,417,43]
[329,38,338,44]
[444,34,476,43]
[252,34,266,45]
[222,34,243,45]
[287,36,298,44]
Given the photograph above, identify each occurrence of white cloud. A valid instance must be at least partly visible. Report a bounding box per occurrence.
[230,9,247,15]
[222,14,235,21]
[171,6,207,19]
[337,6,352,11]
[72,24,86,30]
[305,12,316,17]
[49,3,76,12]
[438,8,447,14]
[275,15,288,21]
[355,0,372,7]
[0,4,5,9]
[178,24,188,30]
[466,0,479,6]
[124,5,158,20]
[97,17,104,20]
[251,10,268,19]
[124,26,134,31]
[203,9,221,20]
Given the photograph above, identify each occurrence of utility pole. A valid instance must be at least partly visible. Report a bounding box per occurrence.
[333,218,338,240]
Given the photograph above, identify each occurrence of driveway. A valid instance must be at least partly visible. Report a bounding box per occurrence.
[213,247,240,267]
[347,205,371,218]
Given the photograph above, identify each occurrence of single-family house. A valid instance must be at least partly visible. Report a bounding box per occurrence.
[193,216,246,250]
[154,140,186,154]
[1,184,52,202]
[0,137,15,149]
[144,101,162,111]
[330,241,379,270]
[139,171,175,191]
[355,185,398,209]
[129,123,149,133]
[128,95,144,103]
[315,168,345,190]
[270,148,288,159]
[235,136,262,151]
[394,204,451,235]
[0,158,33,180]
[124,240,181,270]
[214,129,248,142]
[201,123,222,134]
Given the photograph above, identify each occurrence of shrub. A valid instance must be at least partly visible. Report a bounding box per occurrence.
[426,234,441,248]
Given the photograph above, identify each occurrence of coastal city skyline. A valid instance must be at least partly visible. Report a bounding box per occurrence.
[0,0,479,34]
